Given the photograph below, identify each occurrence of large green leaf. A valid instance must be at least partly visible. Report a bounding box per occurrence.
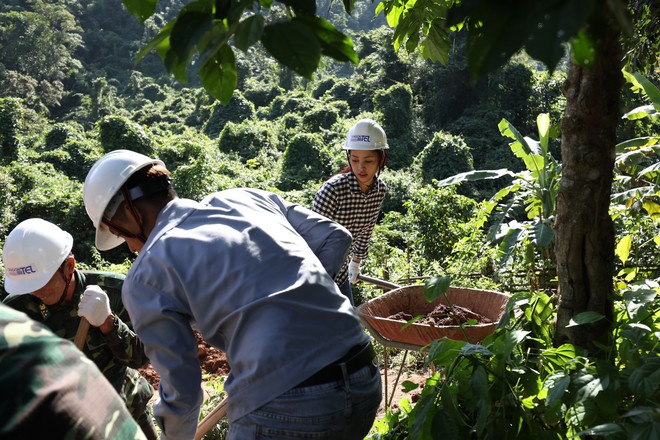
[574,375,605,404]
[633,72,660,109]
[136,20,175,62]
[615,136,660,152]
[449,0,601,77]
[615,235,632,265]
[296,16,358,63]
[170,10,213,60]
[234,14,265,52]
[544,372,570,411]
[424,275,451,302]
[533,222,554,248]
[122,0,158,22]
[421,21,450,64]
[261,20,321,79]
[199,44,237,104]
[622,104,660,121]
[436,169,514,187]
[566,311,606,328]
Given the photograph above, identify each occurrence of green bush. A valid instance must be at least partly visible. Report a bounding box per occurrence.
[278,132,334,191]
[373,83,413,139]
[414,131,473,185]
[0,97,22,164]
[405,184,477,263]
[381,169,419,214]
[243,83,283,108]
[301,106,340,131]
[97,115,154,156]
[203,92,256,138]
[266,92,318,120]
[218,120,279,163]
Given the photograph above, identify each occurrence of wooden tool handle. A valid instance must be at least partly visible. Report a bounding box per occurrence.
[194,395,229,440]
[73,317,91,350]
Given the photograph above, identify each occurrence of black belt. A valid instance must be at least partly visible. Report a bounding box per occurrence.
[297,343,377,387]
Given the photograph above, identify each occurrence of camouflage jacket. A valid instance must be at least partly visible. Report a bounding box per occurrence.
[2,270,153,419]
[0,303,146,439]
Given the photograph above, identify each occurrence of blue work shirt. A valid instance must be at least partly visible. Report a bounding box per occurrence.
[122,188,369,440]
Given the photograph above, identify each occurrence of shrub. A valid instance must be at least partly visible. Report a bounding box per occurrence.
[97,115,154,156]
[278,132,334,191]
[218,120,279,163]
[267,92,318,120]
[243,83,283,108]
[203,92,255,138]
[414,131,474,184]
[301,106,340,131]
[0,97,22,164]
[405,184,477,263]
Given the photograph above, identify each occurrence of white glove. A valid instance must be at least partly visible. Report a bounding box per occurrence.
[348,260,360,284]
[78,285,112,327]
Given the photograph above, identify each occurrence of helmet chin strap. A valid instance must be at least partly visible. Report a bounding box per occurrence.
[102,185,148,246]
[52,263,74,308]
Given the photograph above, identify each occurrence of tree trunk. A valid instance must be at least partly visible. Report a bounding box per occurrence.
[554,8,622,356]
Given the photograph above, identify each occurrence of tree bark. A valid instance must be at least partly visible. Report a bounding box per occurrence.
[554,8,622,356]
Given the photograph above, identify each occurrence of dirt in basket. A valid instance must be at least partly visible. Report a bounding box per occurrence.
[388,303,492,326]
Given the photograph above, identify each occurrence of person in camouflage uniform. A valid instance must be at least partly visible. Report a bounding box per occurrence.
[2,219,158,440]
[0,302,147,439]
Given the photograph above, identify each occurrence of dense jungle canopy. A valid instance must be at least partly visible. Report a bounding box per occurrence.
[1,0,660,437]
[0,0,656,340]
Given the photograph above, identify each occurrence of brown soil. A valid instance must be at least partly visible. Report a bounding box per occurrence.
[388,303,492,326]
[138,331,230,390]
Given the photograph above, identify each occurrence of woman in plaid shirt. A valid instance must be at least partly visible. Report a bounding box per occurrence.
[313,119,389,304]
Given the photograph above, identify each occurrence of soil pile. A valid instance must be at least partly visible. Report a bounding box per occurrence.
[139,331,230,390]
[388,303,492,326]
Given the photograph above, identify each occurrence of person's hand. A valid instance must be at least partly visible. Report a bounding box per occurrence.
[348,260,360,284]
[78,285,112,327]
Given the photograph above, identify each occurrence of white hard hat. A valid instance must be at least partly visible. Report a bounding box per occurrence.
[83,149,163,251]
[343,119,389,150]
[3,218,73,296]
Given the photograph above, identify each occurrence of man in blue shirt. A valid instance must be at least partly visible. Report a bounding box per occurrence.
[82,150,382,440]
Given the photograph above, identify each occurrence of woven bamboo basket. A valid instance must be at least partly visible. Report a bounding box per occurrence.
[357,285,510,346]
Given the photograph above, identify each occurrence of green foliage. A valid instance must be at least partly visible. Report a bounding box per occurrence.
[0,166,17,238]
[243,82,284,108]
[381,169,419,214]
[487,61,536,133]
[266,92,319,120]
[41,122,103,181]
[414,131,473,185]
[611,72,660,280]
[278,133,333,191]
[301,105,340,131]
[445,1,631,78]
[203,92,256,139]
[324,78,370,116]
[0,4,83,109]
[438,114,561,271]
[373,83,416,169]
[123,0,358,103]
[405,184,477,263]
[198,376,229,440]
[97,115,154,156]
[217,120,279,163]
[0,97,21,164]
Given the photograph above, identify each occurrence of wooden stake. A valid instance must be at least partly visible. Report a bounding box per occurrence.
[194,396,229,440]
[73,317,91,350]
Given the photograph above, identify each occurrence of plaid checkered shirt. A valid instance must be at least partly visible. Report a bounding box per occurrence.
[313,171,387,286]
